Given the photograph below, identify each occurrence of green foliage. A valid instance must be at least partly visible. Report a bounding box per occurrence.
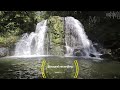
[48,16,64,44]
[0,11,43,47]
[0,27,20,47]
[34,11,49,22]
[0,35,19,47]
[0,11,37,34]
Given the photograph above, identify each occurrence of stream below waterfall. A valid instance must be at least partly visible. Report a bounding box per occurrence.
[0,56,120,79]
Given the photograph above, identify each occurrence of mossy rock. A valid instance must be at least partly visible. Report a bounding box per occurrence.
[47,16,64,55]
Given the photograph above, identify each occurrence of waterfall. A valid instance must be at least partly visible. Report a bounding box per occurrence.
[14,20,47,56]
[65,17,100,57]
[14,16,100,58]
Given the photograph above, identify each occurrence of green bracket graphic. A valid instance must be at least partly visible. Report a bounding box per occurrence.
[41,59,46,78]
[74,60,79,78]
[40,59,79,79]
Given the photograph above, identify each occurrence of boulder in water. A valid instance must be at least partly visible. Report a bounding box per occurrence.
[73,49,81,56]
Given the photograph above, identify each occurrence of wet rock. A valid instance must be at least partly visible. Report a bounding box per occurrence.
[89,54,96,57]
[73,49,81,56]
[100,54,112,59]
[9,45,15,56]
[0,47,9,57]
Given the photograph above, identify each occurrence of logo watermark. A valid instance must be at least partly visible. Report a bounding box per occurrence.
[89,16,100,24]
[40,59,79,79]
[106,11,120,19]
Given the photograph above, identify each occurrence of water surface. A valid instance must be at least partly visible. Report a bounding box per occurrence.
[0,56,120,79]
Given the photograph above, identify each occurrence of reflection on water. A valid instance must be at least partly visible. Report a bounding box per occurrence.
[0,56,120,79]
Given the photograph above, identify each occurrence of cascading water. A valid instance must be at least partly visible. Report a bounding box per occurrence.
[14,20,47,56]
[14,16,100,58]
[65,17,100,58]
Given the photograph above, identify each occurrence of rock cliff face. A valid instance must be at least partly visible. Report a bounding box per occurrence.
[0,47,9,57]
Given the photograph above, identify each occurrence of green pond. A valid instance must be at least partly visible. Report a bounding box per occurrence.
[0,56,120,79]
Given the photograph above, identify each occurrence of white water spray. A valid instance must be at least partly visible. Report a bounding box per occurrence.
[65,17,100,57]
[14,20,47,56]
